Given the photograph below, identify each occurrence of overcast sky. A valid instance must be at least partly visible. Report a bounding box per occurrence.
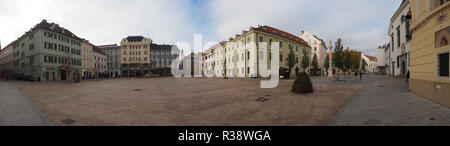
[0,0,402,56]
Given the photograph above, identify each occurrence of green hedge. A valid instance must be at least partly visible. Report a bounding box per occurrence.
[291,72,314,94]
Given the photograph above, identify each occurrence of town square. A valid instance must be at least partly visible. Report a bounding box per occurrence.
[1,0,449,127]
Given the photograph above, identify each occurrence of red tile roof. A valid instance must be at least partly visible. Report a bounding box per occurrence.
[36,19,81,40]
[365,55,377,61]
[253,26,310,47]
[16,19,81,43]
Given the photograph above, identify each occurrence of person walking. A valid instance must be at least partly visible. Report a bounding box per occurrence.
[359,71,363,80]
[355,71,358,80]
[406,71,410,84]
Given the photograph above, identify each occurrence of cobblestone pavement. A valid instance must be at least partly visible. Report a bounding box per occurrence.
[328,73,450,126]
[0,81,52,126]
[11,78,362,126]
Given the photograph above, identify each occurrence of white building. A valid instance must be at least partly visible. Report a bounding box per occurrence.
[376,44,389,73]
[362,54,378,73]
[93,46,107,77]
[299,31,327,72]
[388,0,411,76]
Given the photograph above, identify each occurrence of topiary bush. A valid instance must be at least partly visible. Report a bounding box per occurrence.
[292,72,314,94]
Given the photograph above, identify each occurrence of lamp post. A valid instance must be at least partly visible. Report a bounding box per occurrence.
[328,40,333,78]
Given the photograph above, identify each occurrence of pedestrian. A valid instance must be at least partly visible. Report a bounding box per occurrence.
[360,71,363,80]
[406,71,410,84]
[355,71,358,80]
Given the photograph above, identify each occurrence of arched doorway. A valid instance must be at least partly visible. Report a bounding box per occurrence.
[59,65,69,81]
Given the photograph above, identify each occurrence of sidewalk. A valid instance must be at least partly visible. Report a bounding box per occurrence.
[328,74,450,126]
[0,81,53,126]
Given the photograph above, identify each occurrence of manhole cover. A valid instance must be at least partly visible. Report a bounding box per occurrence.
[61,119,76,125]
[429,118,436,121]
[256,97,269,102]
[134,89,142,91]
[379,85,386,88]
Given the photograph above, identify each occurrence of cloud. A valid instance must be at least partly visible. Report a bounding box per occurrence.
[1,0,403,57]
[206,0,402,56]
[0,0,198,49]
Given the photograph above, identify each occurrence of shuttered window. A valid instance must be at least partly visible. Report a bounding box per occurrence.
[439,52,449,77]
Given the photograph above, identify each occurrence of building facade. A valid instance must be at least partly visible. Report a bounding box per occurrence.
[81,40,94,79]
[299,31,328,71]
[93,46,107,77]
[206,25,311,78]
[362,54,378,72]
[0,41,14,80]
[98,44,121,77]
[120,36,151,77]
[376,44,389,74]
[150,44,180,76]
[388,0,412,76]
[410,0,449,107]
[12,20,82,81]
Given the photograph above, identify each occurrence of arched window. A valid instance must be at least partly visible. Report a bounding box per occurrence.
[441,37,448,47]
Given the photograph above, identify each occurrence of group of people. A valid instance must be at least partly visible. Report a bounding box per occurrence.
[354,71,364,80]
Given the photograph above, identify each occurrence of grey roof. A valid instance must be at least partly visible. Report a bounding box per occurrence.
[126,36,144,42]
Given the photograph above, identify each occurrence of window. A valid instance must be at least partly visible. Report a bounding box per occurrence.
[439,52,449,77]
[259,36,264,42]
[441,37,448,47]
[391,34,395,52]
[280,41,283,48]
[396,26,400,48]
[260,51,264,60]
[29,44,34,50]
[296,46,298,52]
[270,52,272,60]
[314,47,317,51]
[269,38,273,45]
[280,54,283,62]
[248,52,250,60]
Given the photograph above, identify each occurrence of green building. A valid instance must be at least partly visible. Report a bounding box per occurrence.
[12,20,82,81]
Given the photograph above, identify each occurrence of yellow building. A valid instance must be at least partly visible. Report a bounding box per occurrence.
[210,25,311,78]
[410,0,449,107]
[81,40,94,79]
[120,36,151,77]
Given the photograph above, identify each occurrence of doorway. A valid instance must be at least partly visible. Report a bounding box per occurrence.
[60,70,67,80]
[401,61,406,75]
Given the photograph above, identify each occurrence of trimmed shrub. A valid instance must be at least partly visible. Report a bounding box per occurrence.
[291,72,314,94]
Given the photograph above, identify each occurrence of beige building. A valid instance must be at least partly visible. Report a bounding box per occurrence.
[410,0,449,107]
[81,40,94,79]
[206,25,311,78]
[93,46,107,77]
[299,31,328,72]
[0,41,15,80]
[120,36,151,77]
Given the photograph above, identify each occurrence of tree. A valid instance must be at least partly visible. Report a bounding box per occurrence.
[286,47,296,78]
[343,50,353,75]
[351,51,361,71]
[362,62,366,72]
[324,55,330,70]
[311,54,319,69]
[333,38,344,80]
[301,48,310,72]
